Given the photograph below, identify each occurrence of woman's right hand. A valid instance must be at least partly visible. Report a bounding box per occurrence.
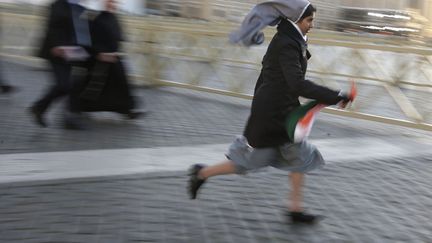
[50,47,66,59]
[338,81,357,109]
[97,53,118,63]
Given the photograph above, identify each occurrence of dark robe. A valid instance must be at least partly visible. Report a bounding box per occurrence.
[77,11,135,113]
[243,19,342,148]
[33,0,92,114]
[38,0,75,60]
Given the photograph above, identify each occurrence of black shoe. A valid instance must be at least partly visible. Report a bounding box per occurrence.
[289,211,321,224]
[63,121,85,130]
[127,110,149,120]
[126,111,144,119]
[188,164,206,199]
[1,85,15,94]
[120,110,147,120]
[63,116,86,130]
[29,106,47,127]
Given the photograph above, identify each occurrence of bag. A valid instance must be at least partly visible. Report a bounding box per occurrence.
[79,62,109,101]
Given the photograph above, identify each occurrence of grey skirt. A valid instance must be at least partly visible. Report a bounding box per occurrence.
[226,135,324,174]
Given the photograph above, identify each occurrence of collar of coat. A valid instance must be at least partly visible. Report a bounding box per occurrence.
[277,18,307,46]
[277,18,311,59]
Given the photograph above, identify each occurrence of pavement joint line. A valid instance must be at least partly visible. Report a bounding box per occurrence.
[0,150,431,189]
[0,137,431,184]
[0,171,185,189]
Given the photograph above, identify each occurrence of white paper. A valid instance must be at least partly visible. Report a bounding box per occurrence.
[60,46,90,61]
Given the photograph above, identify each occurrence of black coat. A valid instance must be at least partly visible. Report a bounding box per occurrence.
[90,12,124,53]
[38,0,80,60]
[243,19,342,148]
[77,11,134,113]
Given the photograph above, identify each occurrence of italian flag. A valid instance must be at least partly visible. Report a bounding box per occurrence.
[285,81,357,143]
[285,101,326,143]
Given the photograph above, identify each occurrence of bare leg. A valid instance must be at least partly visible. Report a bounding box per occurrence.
[287,172,318,223]
[188,160,237,199]
[198,160,237,179]
[289,172,304,212]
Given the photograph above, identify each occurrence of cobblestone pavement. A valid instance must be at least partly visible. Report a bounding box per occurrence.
[1,61,432,242]
[1,156,432,243]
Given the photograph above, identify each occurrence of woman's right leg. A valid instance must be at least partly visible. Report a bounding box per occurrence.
[188,136,274,199]
[198,160,237,179]
[188,160,236,199]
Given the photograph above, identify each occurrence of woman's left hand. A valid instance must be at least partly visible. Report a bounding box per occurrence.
[97,53,118,63]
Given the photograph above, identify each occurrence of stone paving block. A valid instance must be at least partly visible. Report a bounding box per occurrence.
[95,236,123,243]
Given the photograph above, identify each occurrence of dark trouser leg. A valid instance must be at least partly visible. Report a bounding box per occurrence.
[68,66,88,113]
[63,64,91,129]
[33,61,72,113]
[0,60,14,94]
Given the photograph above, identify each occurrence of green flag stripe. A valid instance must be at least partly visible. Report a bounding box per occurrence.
[285,101,320,142]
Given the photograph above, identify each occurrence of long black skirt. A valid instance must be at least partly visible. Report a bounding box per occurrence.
[75,60,135,113]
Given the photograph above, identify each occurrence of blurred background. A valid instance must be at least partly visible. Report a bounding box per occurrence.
[1,0,432,131]
[1,1,432,242]
[2,0,432,40]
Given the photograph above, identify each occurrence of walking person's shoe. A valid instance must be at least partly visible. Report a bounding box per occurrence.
[63,112,86,130]
[63,120,86,130]
[29,106,47,127]
[118,110,147,120]
[188,164,207,199]
[126,111,145,119]
[0,85,15,94]
[288,211,321,224]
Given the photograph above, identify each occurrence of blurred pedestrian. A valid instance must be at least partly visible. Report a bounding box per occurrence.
[76,0,143,119]
[0,61,15,94]
[30,0,92,128]
[188,2,354,224]
[0,17,15,94]
[0,81,14,94]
